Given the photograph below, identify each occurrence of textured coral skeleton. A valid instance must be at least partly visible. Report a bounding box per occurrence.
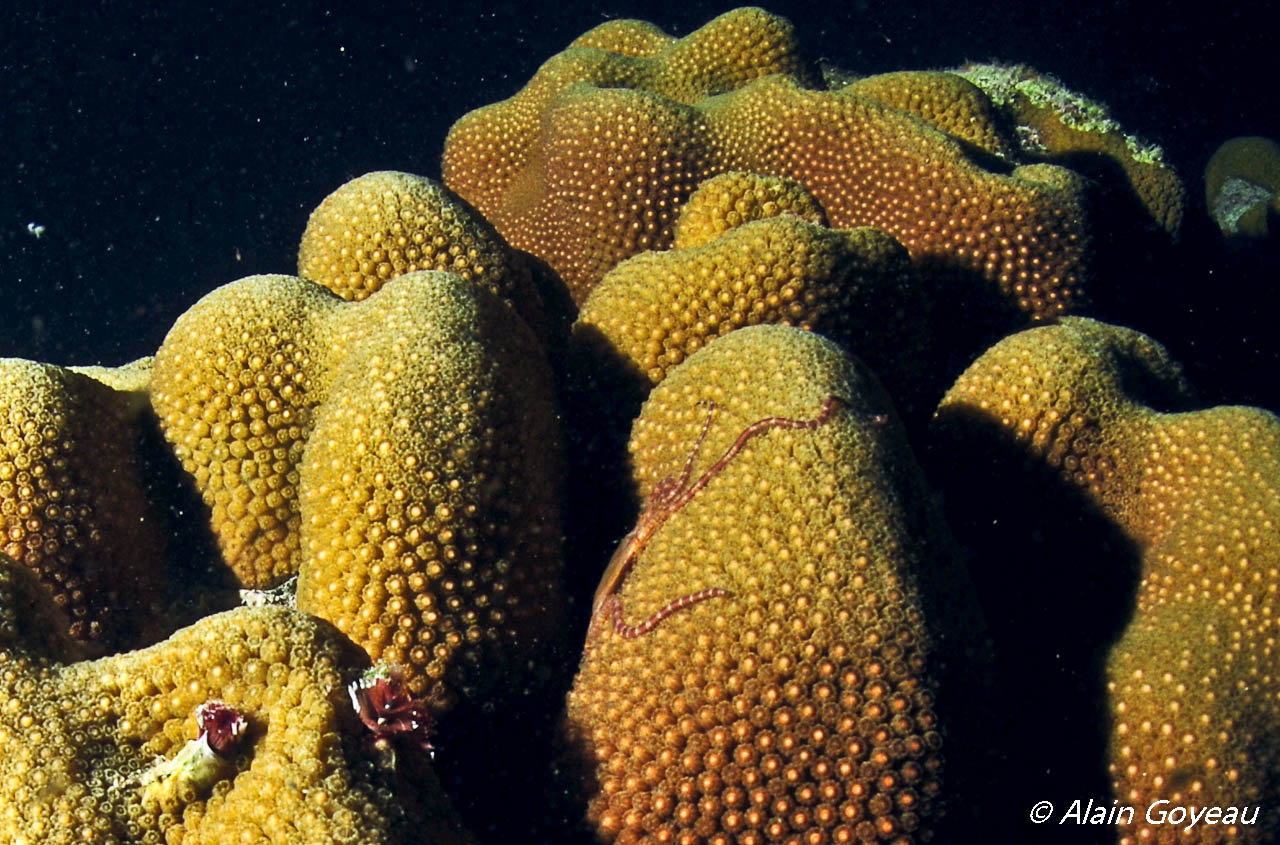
[589,394,846,639]
[565,326,983,843]
[443,7,1101,318]
[934,317,1280,843]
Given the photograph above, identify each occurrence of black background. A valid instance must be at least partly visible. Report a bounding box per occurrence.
[3,0,1277,406]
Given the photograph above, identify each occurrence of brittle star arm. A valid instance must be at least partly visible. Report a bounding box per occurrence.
[589,395,845,639]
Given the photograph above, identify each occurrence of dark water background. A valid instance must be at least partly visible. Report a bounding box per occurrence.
[3,0,1278,407]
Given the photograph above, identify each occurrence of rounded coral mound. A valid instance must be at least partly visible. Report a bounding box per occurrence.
[443,8,1092,319]
[0,357,168,651]
[565,325,986,843]
[297,170,546,336]
[935,317,1280,842]
[0,554,470,844]
[1205,136,1280,239]
[573,173,932,417]
[936,316,1192,512]
[838,71,1014,160]
[446,6,818,239]
[151,267,569,841]
[671,171,828,249]
[294,271,565,710]
[151,275,339,589]
[153,272,565,711]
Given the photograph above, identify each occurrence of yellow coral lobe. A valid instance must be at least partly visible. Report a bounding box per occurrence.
[295,271,564,709]
[0,555,470,844]
[707,75,1090,319]
[443,8,1092,318]
[937,316,1191,514]
[155,271,565,716]
[151,275,339,589]
[671,170,828,250]
[566,325,984,843]
[297,170,547,337]
[0,357,167,650]
[445,7,817,226]
[841,71,1015,159]
[574,200,931,417]
[935,317,1280,842]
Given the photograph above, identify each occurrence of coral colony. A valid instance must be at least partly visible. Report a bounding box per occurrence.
[3,6,1278,842]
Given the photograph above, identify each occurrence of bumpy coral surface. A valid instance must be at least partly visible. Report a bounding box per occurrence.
[0,357,168,651]
[671,171,828,250]
[565,325,985,844]
[0,555,468,844]
[448,7,817,222]
[297,170,546,336]
[294,272,564,710]
[151,275,339,589]
[574,173,931,416]
[1204,136,1280,239]
[153,272,564,713]
[837,71,1015,161]
[935,317,1280,842]
[443,8,1092,318]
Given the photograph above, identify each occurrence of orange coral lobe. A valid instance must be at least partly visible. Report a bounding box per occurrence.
[567,326,986,842]
[444,9,1092,318]
[935,317,1280,842]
